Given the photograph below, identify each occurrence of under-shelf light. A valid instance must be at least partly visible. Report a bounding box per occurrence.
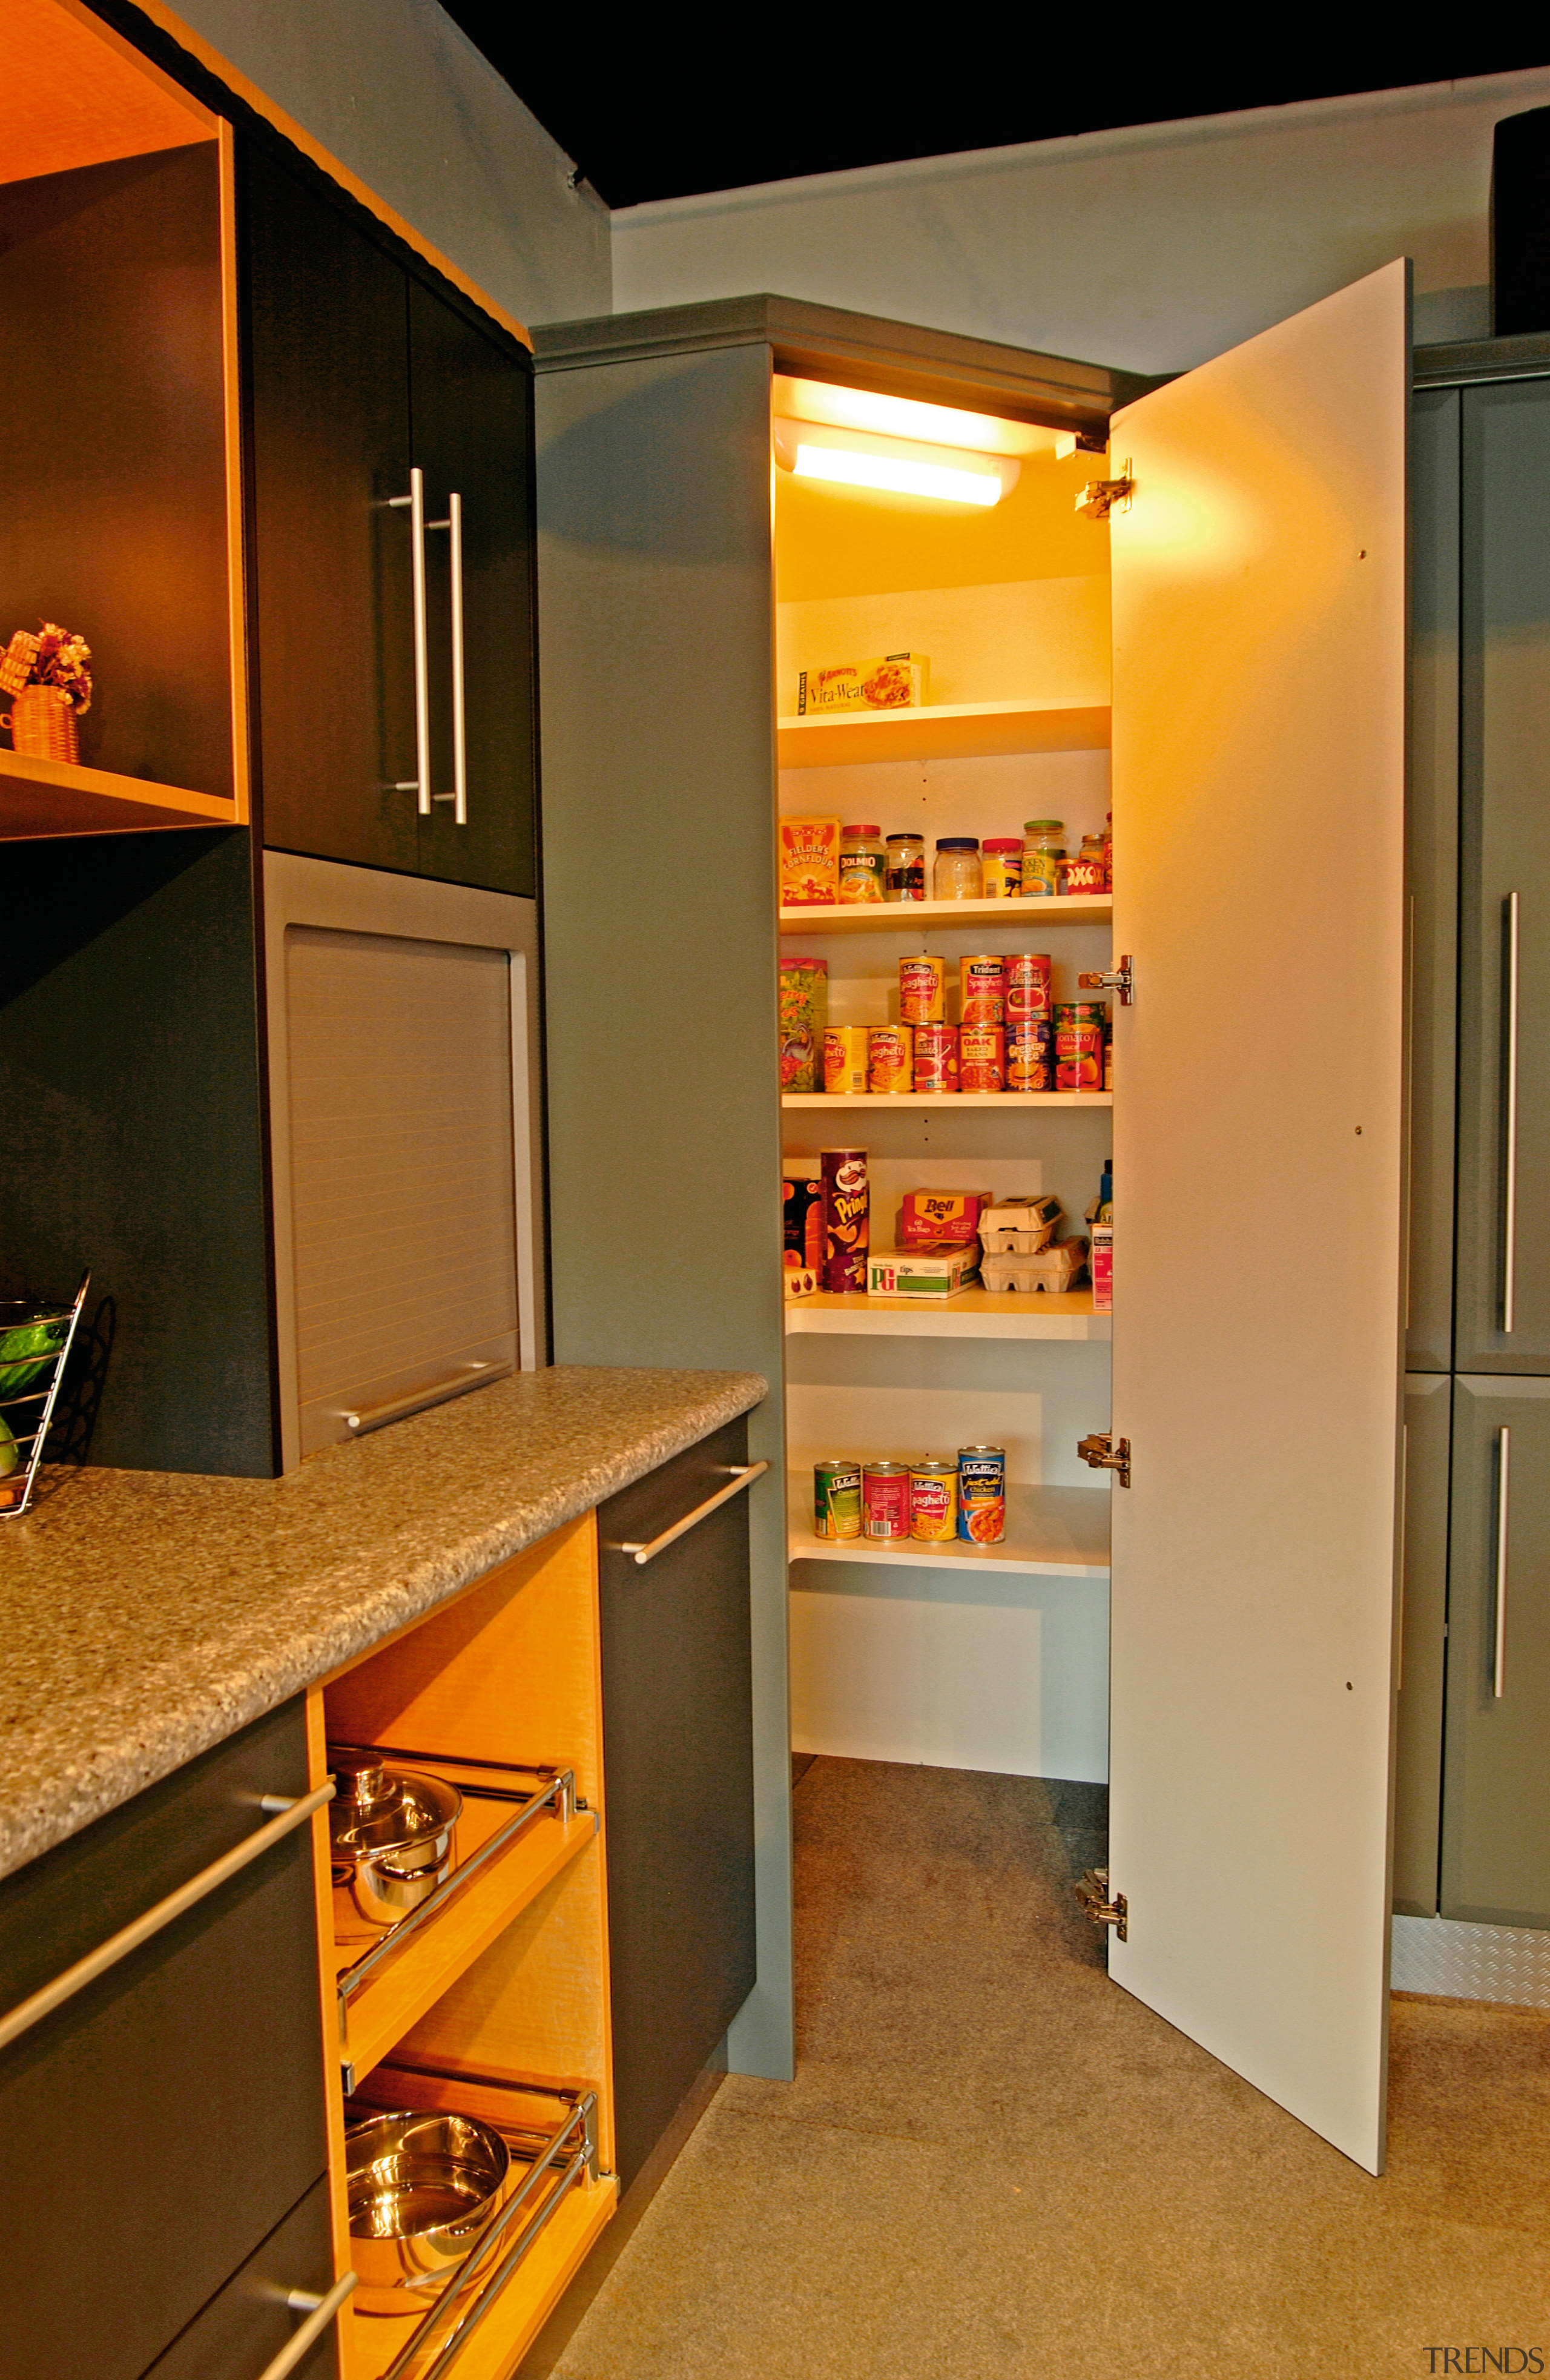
[773,417,1018,507]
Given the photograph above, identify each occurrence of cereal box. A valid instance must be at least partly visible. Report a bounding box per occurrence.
[899,1191,991,1247]
[797,655,929,714]
[779,818,841,906]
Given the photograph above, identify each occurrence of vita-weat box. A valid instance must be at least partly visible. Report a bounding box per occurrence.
[797,655,929,714]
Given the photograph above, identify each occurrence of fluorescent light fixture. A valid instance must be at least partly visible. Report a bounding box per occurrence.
[775,374,1055,458]
[773,418,1018,507]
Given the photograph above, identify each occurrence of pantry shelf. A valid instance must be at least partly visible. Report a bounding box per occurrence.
[778,891,1111,935]
[782,1091,1112,1109]
[787,1478,1111,1578]
[0,748,240,839]
[785,1288,1109,1341]
[777,698,1110,768]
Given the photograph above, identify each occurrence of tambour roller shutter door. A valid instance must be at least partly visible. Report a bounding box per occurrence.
[284,925,518,1453]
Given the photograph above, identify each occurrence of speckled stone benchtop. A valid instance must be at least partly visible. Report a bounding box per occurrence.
[0,1363,766,1881]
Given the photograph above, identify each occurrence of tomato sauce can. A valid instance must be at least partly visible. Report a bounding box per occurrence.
[910,1459,958,1542]
[1054,1001,1105,1092]
[1005,952,1054,1020]
[868,1024,914,1094]
[814,1460,862,1539]
[960,1023,1006,1092]
[823,1026,869,1096]
[913,1020,959,1093]
[820,1148,869,1291]
[958,955,1006,1026]
[862,1461,911,1540]
[957,1446,1007,1544]
[1007,1016,1053,1091]
[899,956,946,1024]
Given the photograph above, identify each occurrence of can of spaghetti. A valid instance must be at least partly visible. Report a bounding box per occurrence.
[862,1461,911,1540]
[823,1026,869,1096]
[868,1024,914,1093]
[958,954,1006,1026]
[913,1020,959,1094]
[1054,1001,1105,1092]
[957,1446,1007,1544]
[814,1460,862,1540]
[1005,951,1054,1020]
[910,1458,958,1542]
[899,956,946,1024]
[960,1023,1006,1092]
[820,1148,869,1291]
[1007,1016,1053,1091]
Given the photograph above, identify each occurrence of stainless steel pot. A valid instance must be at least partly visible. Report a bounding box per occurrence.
[329,1750,462,1937]
[346,2109,511,2312]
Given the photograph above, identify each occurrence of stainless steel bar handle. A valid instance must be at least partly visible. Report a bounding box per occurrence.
[409,464,431,816]
[450,491,467,825]
[1494,1424,1511,1701]
[1503,890,1520,1332]
[0,1781,334,2055]
[334,1357,509,1436]
[616,1460,770,1567]
[258,2272,357,2380]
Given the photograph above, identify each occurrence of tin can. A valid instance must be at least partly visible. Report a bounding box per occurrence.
[779,957,828,1092]
[960,1023,1006,1093]
[958,955,1006,1027]
[899,956,946,1025]
[1104,1024,1114,1092]
[885,832,926,902]
[820,1148,869,1291]
[868,1025,914,1094]
[862,1461,911,1540]
[910,1458,958,1542]
[1007,1016,1053,1092]
[823,1026,869,1097]
[814,1460,862,1540]
[957,1446,1007,1544]
[913,1020,960,1094]
[1054,1001,1105,1093]
[1005,952,1054,1021]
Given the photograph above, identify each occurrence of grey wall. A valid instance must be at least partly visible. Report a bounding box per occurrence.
[167,0,609,326]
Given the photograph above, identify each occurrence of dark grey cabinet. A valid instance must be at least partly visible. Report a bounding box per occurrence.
[143,2177,337,2380]
[1393,1372,1451,1915]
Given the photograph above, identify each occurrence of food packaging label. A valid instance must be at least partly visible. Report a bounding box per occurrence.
[783,1175,826,1271]
[779,958,828,1090]
[823,1026,869,1096]
[900,1191,991,1246]
[866,1243,979,1298]
[779,818,841,906]
[1090,1225,1113,1312]
[821,1148,869,1292]
[797,655,929,713]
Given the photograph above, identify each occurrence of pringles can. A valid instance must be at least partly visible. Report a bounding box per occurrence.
[823,1026,869,1096]
[910,1459,958,1542]
[960,1023,1006,1092]
[1006,952,1054,1020]
[914,1021,959,1094]
[958,955,1006,1026]
[868,1025,913,1094]
[957,1446,1007,1544]
[820,1148,869,1291]
[862,1461,911,1540]
[899,956,946,1024]
[814,1461,862,1539]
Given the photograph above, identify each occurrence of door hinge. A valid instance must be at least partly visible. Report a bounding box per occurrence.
[1076,1869,1127,1941]
[1056,428,1110,458]
[1078,954,1133,1005]
[1078,1433,1130,1488]
[1075,462,1133,520]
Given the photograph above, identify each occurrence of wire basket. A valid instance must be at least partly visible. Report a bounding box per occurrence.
[0,1271,90,1518]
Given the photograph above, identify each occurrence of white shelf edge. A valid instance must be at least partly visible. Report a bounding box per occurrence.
[780,1092,1113,1109]
[785,1478,1111,1580]
[778,893,1112,934]
[784,1298,1110,1341]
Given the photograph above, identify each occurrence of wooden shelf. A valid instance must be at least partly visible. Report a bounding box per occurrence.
[788,1477,1111,1578]
[0,749,239,841]
[777,698,1110,768]
[779,891,1110,935]
[785,1287,1109,1341]
[782,1091,1112,1109]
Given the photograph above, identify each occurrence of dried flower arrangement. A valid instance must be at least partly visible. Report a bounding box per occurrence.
[0,622,92,713]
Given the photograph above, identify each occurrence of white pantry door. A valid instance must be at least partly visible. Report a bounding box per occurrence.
[1106,260,1409,2172]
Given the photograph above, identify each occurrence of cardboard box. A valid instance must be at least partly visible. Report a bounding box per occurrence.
[978,1195,1063,1255]
[899,1190,991,1246]
[779,817,840,906]
[1090,1225,1112,1312]
[866,1243,979,1299]
[797,655,929,714]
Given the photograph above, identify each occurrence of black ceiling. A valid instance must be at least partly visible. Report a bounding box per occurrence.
[435,25,1550,211]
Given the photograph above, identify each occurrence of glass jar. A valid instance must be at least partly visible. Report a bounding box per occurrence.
[885,831,926,902]
[932,838,982,901]
[982,838,1023,899]
[1021,819,1066,898]
[838,823,886,904]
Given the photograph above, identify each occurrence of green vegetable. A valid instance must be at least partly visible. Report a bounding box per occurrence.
[0,1415,18,1478]
[0,1312,68,1402]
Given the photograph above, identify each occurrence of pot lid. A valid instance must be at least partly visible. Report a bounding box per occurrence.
[328,1749,462,1856]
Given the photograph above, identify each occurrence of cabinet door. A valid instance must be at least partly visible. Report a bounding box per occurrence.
[1442,1375,1550,1925]
[1393,1373,1451,1915]
[143,2177,338,2380]
[1107,261,1408,2173]
[596,1418,758,2188]
[1455,381,1550,1370]
[409,281,537,896]
[243,139,417,874]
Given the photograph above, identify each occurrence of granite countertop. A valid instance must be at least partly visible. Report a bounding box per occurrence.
[0,1363,766,1882]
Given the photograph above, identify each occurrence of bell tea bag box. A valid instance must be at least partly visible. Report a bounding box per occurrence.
[797,655,929,713]
[779,817,841,905]
[899,1190,991,1246]
[866,1243,979,1298]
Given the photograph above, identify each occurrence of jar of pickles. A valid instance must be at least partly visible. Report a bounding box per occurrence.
[932,838,983,900]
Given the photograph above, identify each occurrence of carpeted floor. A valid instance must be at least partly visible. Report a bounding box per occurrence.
[547,1758,1550,2379]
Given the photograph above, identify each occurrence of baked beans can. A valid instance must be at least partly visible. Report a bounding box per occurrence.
[958,954,1007,1027]
[910,1459,958,1542]
[1054,1001,1105,1093]
[1005,952,1054,1020]
[1007,1016,1054,1092]
[823,1026,869,1096]
[913,1020,960,1094]
[957,1446,1007,1544]
[862,1461,911,1540]
[899,956,946,1025]
[820,1148,869,1291]
[960,1023,1006,1092]
[868,1024,914,1094]
[814,1460,862,1539]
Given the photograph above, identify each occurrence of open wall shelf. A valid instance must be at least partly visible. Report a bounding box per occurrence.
[777,698,1110,768]
[788,1476,1110,1578]
[0,750,239,840]
[785,1288,1109,1341]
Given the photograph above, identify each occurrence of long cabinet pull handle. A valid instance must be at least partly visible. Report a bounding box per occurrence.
[450,491,467,825]
[259,2272,357,2380]
[1494,1424,1511,1701]
[615,1460,770,1567]
[333,1357,511,1437]
[0,1780,334,2056]
[409,464,431,816]
[1503,891,1520,1333]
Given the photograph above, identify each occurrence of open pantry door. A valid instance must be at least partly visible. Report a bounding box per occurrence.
[1105,260,1408,2173]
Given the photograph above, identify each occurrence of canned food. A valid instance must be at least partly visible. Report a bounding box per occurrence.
[960,1023,1006,1093]
[862,1461,911,1540]
[814,1460,862,1540]
[1007,1016,1053,1092]
[823,1026,869,1096]
[1005,952,1054,1020]
[1054,1002,1105,1093]
[910,1459,958,1542]
[820,1148,869,1291]
[913,1020,960,1094]
[868,1024,914,1094]
[899,956,946,1025]
[957,1446,1007,1544]
[885,833,926,902]
[958,955,1006,1027]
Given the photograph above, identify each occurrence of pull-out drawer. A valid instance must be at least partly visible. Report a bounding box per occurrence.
[0,1699,329,2379]
[144,2175,341,2380]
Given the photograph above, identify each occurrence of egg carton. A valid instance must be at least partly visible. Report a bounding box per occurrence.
[981,1238,1088,1294]
[978,1195,1063,1256]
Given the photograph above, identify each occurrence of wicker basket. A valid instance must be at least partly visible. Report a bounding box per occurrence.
[4,684,79,762]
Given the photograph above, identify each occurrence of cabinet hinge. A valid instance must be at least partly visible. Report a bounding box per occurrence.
[1078,1433,1130,1488]
[1078,954,1133,1005]
[1056,428,1110,458]
[1076,1869,1127,1940]
[1075,463,1133,520]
